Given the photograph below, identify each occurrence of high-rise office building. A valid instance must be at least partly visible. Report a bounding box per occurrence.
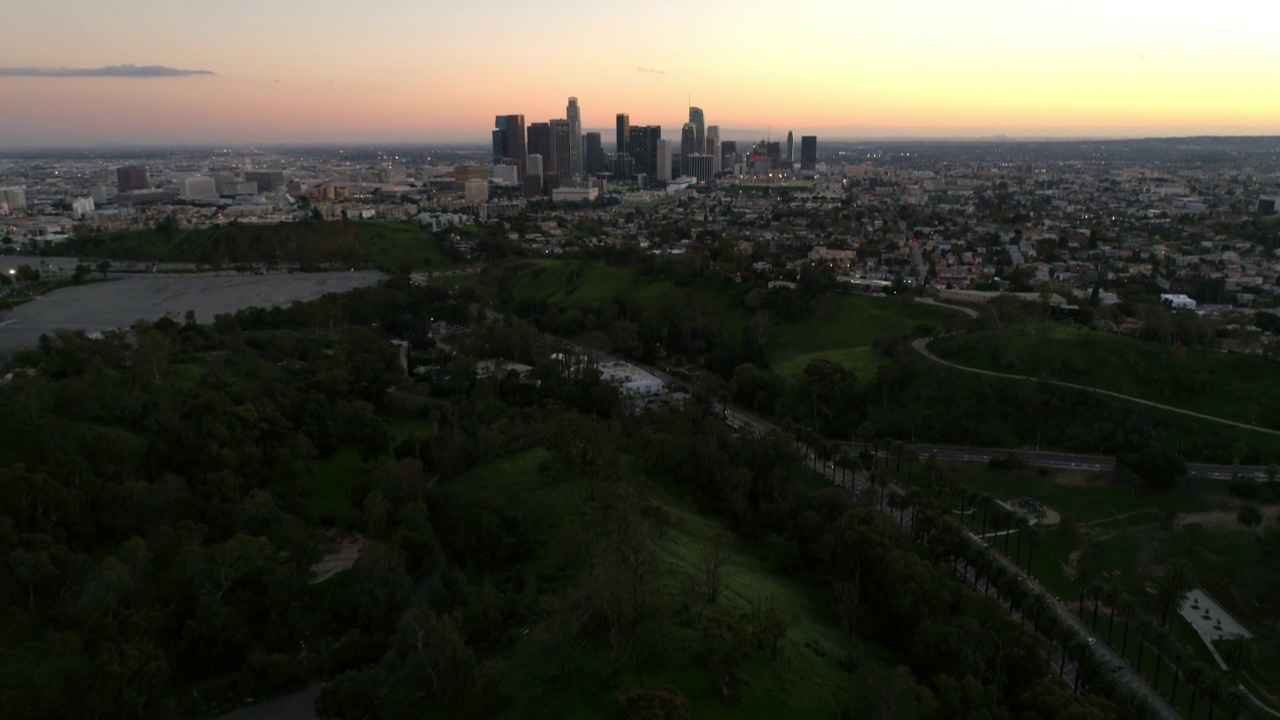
[706,126,720,154]
[629,127,651,181]
[584,132,605,175]
[527,123,555,181]
[615,113,630,156]
[116,165,150,193]
[687,154,714,185]
[680,123,698,175]
[524,154,545,197]
[800,136,818,171]
[549,119,573,183]
[786,131,794,163]
[689,106,706,154]
[566,97,583,177]
[493,115,527,176]
[721,141,737,171]
[624,125,661,182]
[656,139,673,182]
[491,116,527,176]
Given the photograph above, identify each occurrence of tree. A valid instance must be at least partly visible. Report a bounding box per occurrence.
[1220,638,1257,676]
[95,260,112,278]
[1118,445,1186,491]
[1236,505,1264,530]
[1157,560,1195,627]
[699,527,734,604]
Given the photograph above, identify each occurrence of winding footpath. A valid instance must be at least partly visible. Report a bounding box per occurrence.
[912,337,1280,438]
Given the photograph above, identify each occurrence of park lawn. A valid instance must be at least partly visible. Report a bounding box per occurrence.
[306,447,369,527]
[930,322,1280,429]
[352,221,460,271]
[765,295,958,378]
[425,448,866,720]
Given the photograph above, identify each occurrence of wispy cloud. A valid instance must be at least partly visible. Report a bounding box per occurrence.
[635,66,665,75]
[0,64,215,78]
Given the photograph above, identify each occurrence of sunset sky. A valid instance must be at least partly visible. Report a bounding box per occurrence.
[3,0,1278,147]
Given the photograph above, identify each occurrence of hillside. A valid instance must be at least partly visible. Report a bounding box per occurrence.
[929,322,1280,430]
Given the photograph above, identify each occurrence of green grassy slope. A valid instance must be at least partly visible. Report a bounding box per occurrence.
[766,295,958,378]
[930,323,1280,429]
[426,448,866,719]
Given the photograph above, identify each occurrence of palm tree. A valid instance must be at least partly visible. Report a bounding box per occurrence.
[1158,560,1196,627]
[1221,638,1258,676]
[1236,504,1264,530]
[1023,528,1041,573]
[1184,660,1209,718]
[1102,584,1121,644]
[1148,625,1169,690]
[1220,684,1251,720]
[1118,598,1137,657]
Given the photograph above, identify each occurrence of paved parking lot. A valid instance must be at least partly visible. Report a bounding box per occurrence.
[0,271,384,353]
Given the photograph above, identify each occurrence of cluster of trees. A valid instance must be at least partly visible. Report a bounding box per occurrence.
[0,282,461,718]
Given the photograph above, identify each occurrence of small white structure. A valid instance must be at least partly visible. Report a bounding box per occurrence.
[599,360,665,398]
[1160,293,1197,310]
[464,179,489,204]
[551,186,598,203]
[71,197,96,219]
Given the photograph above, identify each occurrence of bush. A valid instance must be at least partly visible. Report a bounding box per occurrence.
[1229,479,1263,500]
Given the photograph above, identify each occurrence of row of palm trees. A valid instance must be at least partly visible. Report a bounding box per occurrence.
[907,476,1262,720]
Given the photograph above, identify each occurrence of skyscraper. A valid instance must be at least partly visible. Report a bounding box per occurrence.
[566,97,583,177]
[689,106,706,154]
[615,113,630,155]
[656,139,673,182]
[527,123,555,182]
[800,136,818,171]
[116,165,150,193]
[786,131,794,163]
[680,123,698,175]
[584,132,605,175]
[549,119,573,182]
[493,114,526,176]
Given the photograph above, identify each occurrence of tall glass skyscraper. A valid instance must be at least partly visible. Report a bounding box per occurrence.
[566,97,583,177]
[689,106,706,154]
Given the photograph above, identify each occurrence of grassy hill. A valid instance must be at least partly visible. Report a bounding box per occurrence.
[419,448,869,719]
[929,323,1280,430]
[62,220,459,273]
[488,258,965,380]
[765,295,960,379]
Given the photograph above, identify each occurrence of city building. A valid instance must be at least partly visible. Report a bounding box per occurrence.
[786,131,794,163]
[464,178,489,204]
[629,125,661,182]
[656,139,673,182]
[689,106,706,154]
[584,132,605,175]
[680,123,698,175]
[244,170,285,193]
[71,197,95,219]
[800,136,818,171]
[615,113,629,155]
[0,186,27,211]
[720,141,737,171]
[180,175,219,201]
[687,154,714,185]
[492,114,527,176]
[566,97,583,177]
[550,119,573,183]
[454,164,490,183]
[551,186,599,203]
[526,123,555,180]
[116,165,150,193]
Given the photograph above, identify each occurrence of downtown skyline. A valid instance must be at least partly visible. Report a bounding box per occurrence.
[2,0,1279,148]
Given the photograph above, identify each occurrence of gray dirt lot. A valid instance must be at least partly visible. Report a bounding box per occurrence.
[0,271,385,353]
